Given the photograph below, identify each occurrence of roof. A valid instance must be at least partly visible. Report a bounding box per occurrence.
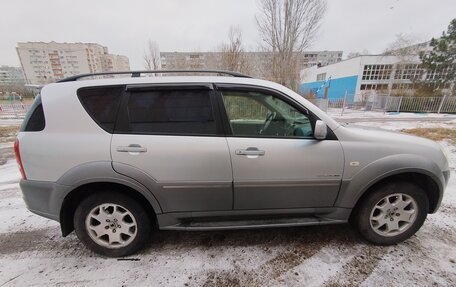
[52,75,268,89]
[57,70,252,82]
[42,74,341,132]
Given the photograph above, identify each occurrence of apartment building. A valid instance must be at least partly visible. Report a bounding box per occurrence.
[160,51,342,79]
[103,54,130,72]
[0,66,25,86]
[17,42,130,84]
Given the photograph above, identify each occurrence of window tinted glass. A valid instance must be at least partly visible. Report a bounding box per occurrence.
[126,89,216,135]
[222,90,313,138]
[78,87,123,132]
[21,95,45,132]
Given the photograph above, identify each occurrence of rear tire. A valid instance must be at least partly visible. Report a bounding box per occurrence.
[353,181,429,245]
[74,191,152,257]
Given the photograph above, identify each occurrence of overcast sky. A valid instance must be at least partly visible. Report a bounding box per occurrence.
[1,0,454,69]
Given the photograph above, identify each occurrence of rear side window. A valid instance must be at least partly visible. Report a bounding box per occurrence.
[78,87,123,132]
[21,95,45,132]
[124,89,216,135]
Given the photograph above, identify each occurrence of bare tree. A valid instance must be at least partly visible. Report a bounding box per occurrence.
[144,40,160,71]
[346,49,369,59]
[256,0,326,89]
[219,27,250,73]
[383,33,421,61]
[383,33,426,95]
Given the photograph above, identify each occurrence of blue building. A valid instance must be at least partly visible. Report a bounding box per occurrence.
[299,55,422,103]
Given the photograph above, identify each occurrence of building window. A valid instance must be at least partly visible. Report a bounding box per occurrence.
[395,64,422,80]
[392,83,416,90]
[316,73,326,81]
[362,64,392,81]
[361,83,389,91]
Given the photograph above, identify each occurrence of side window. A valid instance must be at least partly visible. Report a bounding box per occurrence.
[78,87,123,133]
[20,95,45,132]
[222,90,313,138]
[125,89,216,135]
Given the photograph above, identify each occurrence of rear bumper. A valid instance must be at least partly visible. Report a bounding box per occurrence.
[19,179,69,222]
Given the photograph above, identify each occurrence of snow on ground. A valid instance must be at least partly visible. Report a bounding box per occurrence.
[0,116,455,286]
[328,110,456,119]
[0,119,22,127]
[345,118,456,131]
[0,160,21,186]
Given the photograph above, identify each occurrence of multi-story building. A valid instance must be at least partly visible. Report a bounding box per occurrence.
[17,42,130,84]
[102,54,130,72]
[160,51,343,79]
[0,66,25,86]
[299,54,447,103]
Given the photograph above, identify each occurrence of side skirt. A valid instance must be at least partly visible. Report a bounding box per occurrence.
[157,207,351,231]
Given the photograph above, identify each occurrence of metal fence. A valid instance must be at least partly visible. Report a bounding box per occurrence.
[1,95,456,120]
[309,94,456,116]
[0,103,30,118]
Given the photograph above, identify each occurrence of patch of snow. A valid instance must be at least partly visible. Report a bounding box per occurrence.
[0,119,23,127]
[329,110,456,119]
[345,119,456,131]
[0,120,455,286]
[0,160,21,185]
[0,142,14,149]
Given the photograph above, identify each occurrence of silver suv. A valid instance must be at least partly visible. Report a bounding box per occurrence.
[16,70,450,257]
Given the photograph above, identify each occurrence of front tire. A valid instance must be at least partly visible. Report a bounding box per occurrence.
[74,191,152,257]
[354,181,429,245]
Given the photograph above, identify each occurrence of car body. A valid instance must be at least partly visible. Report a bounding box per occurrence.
[15,71,451,256]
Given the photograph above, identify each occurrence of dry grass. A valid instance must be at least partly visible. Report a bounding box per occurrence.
[402,128,456,143]
[0,125,19,165]
[0,125,20,138]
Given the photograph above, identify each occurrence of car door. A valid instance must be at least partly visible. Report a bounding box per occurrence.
[217,85,344,210]
[111,83,233,213]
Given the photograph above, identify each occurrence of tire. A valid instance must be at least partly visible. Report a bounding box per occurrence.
[353,181,429,245]
[74,191,152,257]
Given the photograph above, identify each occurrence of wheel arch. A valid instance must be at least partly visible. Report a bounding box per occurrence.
[349,171,441,218]
[55,161,163,236]
[60,181,160,236]
[337,161,444,216]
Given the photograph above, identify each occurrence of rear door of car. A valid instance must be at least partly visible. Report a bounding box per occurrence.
[111,83,233,213]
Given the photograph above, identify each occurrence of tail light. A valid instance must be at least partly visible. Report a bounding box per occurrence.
[14,139,27,180]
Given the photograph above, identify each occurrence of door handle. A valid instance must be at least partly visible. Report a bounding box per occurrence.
[235,147,265,156]
[116,144,147,153]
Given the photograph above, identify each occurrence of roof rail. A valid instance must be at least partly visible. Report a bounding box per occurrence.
[57,70,252,82]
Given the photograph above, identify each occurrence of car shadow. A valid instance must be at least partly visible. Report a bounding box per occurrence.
[0,223,362,257]
[139,223,362,254]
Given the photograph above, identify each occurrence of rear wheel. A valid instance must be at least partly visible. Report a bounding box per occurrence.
[354,181,429,245]
[74,191,152,257]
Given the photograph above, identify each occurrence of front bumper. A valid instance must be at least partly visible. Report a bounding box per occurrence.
[432,169,451,213]
[443,170,451,188]
[20,179,69,222]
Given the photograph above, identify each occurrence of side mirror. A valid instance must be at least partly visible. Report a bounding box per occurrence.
[314,120,327,140]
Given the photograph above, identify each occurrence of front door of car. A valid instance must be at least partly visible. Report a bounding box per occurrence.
[111,84,233,213]
[217,86,344,210]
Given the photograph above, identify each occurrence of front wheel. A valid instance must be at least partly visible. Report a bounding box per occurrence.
[74,191,152,257]
[353,181,429,245]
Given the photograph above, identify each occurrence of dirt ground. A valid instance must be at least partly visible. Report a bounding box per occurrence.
[0,119,455,286]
